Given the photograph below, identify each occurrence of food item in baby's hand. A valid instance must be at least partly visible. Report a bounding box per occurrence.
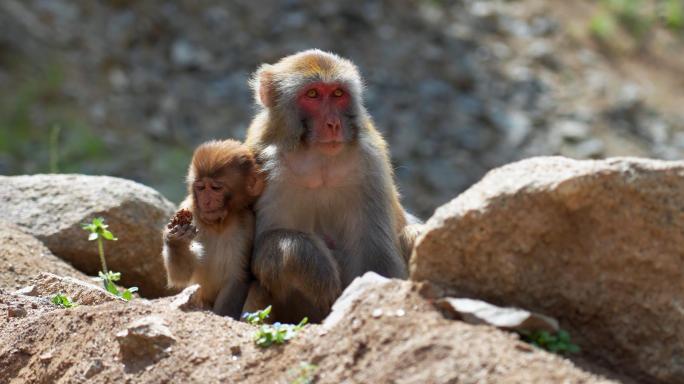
[168,209,193,229]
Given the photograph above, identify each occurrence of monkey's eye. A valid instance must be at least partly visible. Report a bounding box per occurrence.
[332,89,344,97]
[210,185,223,192]
[306,89,318,98]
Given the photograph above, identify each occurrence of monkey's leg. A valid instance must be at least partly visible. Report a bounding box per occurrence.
[242,282,325,323]
[242,281,273,315]
[213,279,250,320]
[399,223,425,264]
[252,229,342,314]
[354,213,409,280]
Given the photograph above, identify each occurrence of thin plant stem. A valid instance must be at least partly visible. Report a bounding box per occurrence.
[97,237,108,274]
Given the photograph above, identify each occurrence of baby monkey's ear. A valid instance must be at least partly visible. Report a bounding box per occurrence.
[246,170,265,197]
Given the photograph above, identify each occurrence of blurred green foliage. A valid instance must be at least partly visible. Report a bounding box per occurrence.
[590,0,684,43]
[0,61,108,175]
[520,329,581,355]
[664,0,684,29]
[147,145,193,203]
[0,58,192,203]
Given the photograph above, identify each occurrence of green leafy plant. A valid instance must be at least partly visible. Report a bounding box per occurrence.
[289,362,318,384]
[82,217,138,301]
[243,305,272,325]
[51,293,77,308]
[82,217,117,272]
[244,306,308,348]
[253,318,309,348]
[98,270,138,301]
[520,329,581,355]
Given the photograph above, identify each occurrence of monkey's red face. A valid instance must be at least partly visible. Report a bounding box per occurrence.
[297,82,353,156]
[193,177,231,223]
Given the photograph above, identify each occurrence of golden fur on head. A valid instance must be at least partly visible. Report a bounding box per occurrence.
[185,139,263,231]
[250,49,363,109]
[187,139,255,186]
[246,49,367,151]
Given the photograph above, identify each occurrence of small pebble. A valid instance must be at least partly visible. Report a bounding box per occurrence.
[351,318,363,331]
[371,308,383,318]
[7,305,27,318]
[83,359,105,379]
[39,351,53,361]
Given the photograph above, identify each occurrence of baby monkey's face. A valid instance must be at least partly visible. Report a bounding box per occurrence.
[188,140,265,229]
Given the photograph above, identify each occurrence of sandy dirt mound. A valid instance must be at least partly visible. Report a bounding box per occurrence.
[0,221,88,290]
[0,274,622,384]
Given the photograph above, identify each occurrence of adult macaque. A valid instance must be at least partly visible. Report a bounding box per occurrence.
[245,49,421,323]
[162,139,264,319]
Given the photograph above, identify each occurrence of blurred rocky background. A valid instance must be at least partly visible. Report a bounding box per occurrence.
[0,0,682,218]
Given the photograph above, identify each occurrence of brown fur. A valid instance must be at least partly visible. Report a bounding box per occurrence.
[244,50,421,323]
[162,140,264,319]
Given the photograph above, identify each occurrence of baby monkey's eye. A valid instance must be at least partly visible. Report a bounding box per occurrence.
[306,89,318,98]
[332,89,344,97]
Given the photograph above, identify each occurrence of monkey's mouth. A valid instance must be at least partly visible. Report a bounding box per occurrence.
[314,141,344,156]
[200,209,225,222]
[301,120,346,156]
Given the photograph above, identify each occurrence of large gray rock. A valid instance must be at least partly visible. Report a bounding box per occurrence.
[410,157,684,383]
[0,175,176,297]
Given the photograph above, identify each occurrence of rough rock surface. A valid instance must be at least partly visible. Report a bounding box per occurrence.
[411,156,684,383]
[323,271,390,330]
[17,272,121,306]
[116,315,177,373]
[166,284,206,312]
[0,273,622,383]
[434,297,559,333]
[0,221,88,290]
[0,174,176,298]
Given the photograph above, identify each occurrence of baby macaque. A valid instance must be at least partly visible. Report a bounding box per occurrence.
[162,139,264,319]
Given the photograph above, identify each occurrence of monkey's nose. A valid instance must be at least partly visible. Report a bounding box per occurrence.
[326,120,341,134]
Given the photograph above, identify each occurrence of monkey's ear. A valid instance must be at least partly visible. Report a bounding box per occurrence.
[251,65,275,108]
[246,172,265,197]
